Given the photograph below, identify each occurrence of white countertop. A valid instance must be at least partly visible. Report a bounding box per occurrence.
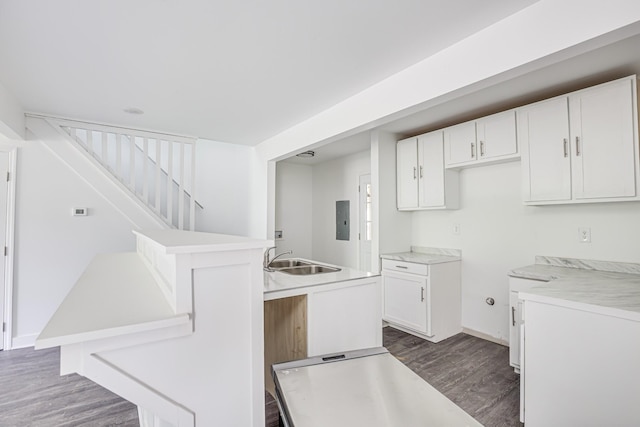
[134,229,272,254]
[380,246,461,265]
[35,252,191,349]
[509,256,640,322]
[264,259,378,299]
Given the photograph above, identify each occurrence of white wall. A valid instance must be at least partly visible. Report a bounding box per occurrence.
[311,150,370,268]
[274,162,312,259]
[13,136,138,347]
[410,161,640,342]
[0,80,24,140]
[194,139,252,236]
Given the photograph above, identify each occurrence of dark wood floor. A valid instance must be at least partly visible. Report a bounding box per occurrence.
[266,327,523,427]
[1,327,521,426]
[0,346,139,426]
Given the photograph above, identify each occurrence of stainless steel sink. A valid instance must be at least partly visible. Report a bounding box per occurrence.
[278,265,341,275]
[268,259,313,269]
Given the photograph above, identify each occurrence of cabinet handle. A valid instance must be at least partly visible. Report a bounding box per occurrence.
[419,165,423,178]
[480,141,485,157]
[470,142,475,158]
[563,138,568,157]
[413,166,417,179]
[421,287,425,302]
[395,265,408,269]
[575,136,580,156]
[512,306,516,326]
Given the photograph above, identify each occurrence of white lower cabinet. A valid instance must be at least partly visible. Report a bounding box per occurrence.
[307,278,382,356]
[382,259,461,343]
[520,297,640,426]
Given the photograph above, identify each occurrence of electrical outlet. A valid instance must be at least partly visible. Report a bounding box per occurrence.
[579,227,591,243]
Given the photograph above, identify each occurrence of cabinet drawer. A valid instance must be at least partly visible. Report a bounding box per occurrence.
[381,259,428,276]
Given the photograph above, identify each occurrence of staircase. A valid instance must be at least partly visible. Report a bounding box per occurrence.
[31,116,200,230]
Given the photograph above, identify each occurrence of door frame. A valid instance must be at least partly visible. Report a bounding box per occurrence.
[0,145,17,350]
[358,173,372,272]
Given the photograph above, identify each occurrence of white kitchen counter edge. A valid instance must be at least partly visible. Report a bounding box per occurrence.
[264,260,379,300]
[510,261,640,322]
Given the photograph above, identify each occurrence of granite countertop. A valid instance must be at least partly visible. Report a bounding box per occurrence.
[380,246,461,265]
[509,256,640,321]
[263,258,378,300]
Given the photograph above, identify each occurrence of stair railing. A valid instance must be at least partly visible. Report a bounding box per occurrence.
[53,118,199,230]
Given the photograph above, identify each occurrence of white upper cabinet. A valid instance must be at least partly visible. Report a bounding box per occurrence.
[519,75,639,205]
[445,110,518,168]
[444,121,477,166]
[396,137,419,209]
[396,131,458,211]
[518,97,572,202]
[570,78,637,200]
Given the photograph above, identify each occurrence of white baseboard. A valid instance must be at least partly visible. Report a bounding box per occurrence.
[11,333,37,349]
[462,327,508,347]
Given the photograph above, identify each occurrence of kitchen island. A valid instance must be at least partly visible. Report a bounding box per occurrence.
[509,256,640,426]
[263,260,382,395]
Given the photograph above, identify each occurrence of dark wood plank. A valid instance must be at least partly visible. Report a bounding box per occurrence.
[0,347,139,426]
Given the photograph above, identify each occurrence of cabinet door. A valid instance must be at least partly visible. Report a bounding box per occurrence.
[570,78,637,200]
[509,290,521,369]
[383,271,429,334]
[417,131,445,208]
[444,121,476,166]
[476,110,517,160]
[518,97,572,202]
[396,138,418,209]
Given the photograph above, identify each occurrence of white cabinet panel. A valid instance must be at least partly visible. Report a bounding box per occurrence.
[418,131,445,207]
[396,131,458,211]
[307,279,382,357]
[396,138,418,209]
[444,121,477,166]
[382,260,461,343]
[519,75,639,205]
[570,78,637,200]
[522,299,640,426]
[518,97,571,202]
[475,110,518,160]
[383,270,429,334]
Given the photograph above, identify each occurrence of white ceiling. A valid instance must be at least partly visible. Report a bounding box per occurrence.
[0,0,537,145]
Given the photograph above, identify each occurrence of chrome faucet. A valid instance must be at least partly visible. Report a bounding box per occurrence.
[263,247,293,271]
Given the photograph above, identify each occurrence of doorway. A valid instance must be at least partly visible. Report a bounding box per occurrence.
[358,174,372,272]
[0,148,16,350]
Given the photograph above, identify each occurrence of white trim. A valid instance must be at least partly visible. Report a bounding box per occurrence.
[25,113,197,144]
[462,327,509,347]
[11,333,37,349]
[1,146,16,350]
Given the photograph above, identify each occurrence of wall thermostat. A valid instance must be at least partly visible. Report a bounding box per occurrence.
[72,207,88,216]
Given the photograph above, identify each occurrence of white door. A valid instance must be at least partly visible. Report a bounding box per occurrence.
[417,131,445,208]
[0,152,9,350]
[396,138,417,209]
[518,97,572,202]
[476,110,517,160]
[382,271,428,333]
[570,78,637,200]
[444,121,476,166]
[358,174,372,272]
